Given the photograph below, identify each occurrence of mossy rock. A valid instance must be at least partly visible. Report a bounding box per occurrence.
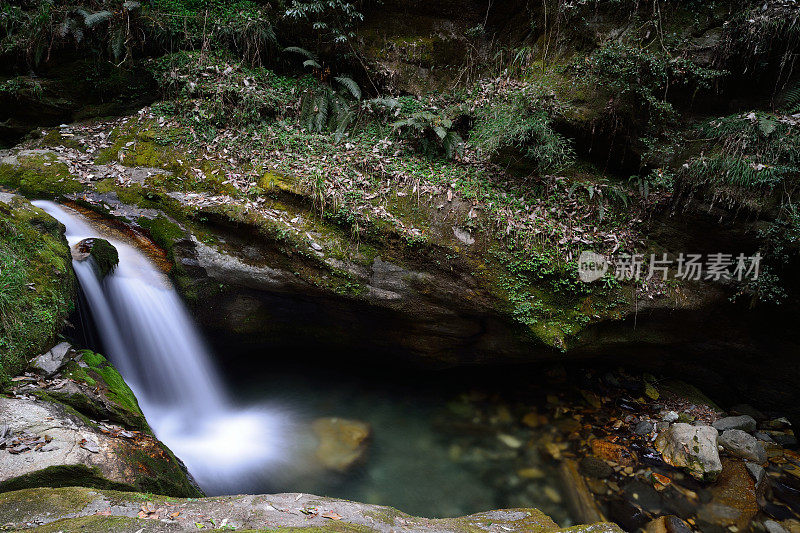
[73,238,119,279]
[0,194,76,388]
[0,150,84,199]
[0,395,202,498]
[54,350,149,431]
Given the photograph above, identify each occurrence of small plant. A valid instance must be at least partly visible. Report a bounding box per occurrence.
[284,0,367,45]
[577,43,724,133]
[286,47,362,140]
[392,111,464,160]
[568,180,629,221]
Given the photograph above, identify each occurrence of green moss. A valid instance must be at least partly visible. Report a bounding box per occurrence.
[0,153,84,199]
[0,486,96,525]
[23,515,147,533]
[82,238,119,278]
[0,196,75,387]
[40,130,85,151]
[119,444,203,497]
[59,350,148,430]
[95,125,183,171]
[138,215,185,256]
[0,465,135,494]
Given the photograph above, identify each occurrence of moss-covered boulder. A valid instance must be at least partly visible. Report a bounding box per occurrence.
[72,238,119,279]
[0,486,624,532]
[44,349,149,431]
[0,150,84,199]
[0,193,76,387]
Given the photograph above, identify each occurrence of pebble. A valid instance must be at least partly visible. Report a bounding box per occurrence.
[497,434,523,449]
[517,468,545,479]
[579,455,613,479]
[746,462,766,488]
[543,486,562,503]
[634,420,654,435]
[662,411,679,423]
[765,520,789,533]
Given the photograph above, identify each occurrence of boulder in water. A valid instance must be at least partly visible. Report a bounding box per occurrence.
[312,417,371,472]
[655,423,722,481]
[72,238,119,278]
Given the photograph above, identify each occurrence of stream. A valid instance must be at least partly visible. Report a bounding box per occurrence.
[33,201,572,523]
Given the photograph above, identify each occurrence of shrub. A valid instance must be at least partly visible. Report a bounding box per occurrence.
[578,43,723,131]
[469,81,572,172]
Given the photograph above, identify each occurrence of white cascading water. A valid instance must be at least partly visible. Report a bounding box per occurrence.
[33,201,291,494]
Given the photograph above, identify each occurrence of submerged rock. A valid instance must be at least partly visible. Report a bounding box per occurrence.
[655,423,722,481]
[312,417,372,472]
[697,460,758,531]
[642,515,692,533]
[0,486,624,532]
[719,429,767,463]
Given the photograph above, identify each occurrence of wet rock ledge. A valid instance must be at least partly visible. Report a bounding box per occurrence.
[0,486,623,533]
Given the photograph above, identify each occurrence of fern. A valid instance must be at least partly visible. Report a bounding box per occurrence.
[334,76,361,100]
[782,81,800,114]
[83,10,113,28]
[392,111,463,160]
[110,25,126,61]
[283,46,317,61]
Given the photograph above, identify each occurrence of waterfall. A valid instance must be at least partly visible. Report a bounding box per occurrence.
[33,201,290,494]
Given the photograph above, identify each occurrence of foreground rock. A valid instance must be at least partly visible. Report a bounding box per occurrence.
[0,395,199,498]
[30,342,73,377]
[0,486,624,532]
[655,423,722,481]
[1,346,200,497]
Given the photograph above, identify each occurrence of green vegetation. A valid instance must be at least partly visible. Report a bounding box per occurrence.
[85,239,119,278]
[678,112,800,193]
[0,196,75,387]
[0,153,84,198]
[470,81,572,172]
[58,350,147,429]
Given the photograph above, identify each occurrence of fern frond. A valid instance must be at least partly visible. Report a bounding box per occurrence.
[83,10,113,28]
[303,59,322,69]
[313,92,329,133]
[110,25,126,61]
[782,81,800,113]
[283,46,317,60]
[334,76,361,100]
[443,131,464,159]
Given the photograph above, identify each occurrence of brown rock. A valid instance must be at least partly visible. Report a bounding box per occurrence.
[312,417,372,472]
[590,438,637,467]
[697,459,758,531]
